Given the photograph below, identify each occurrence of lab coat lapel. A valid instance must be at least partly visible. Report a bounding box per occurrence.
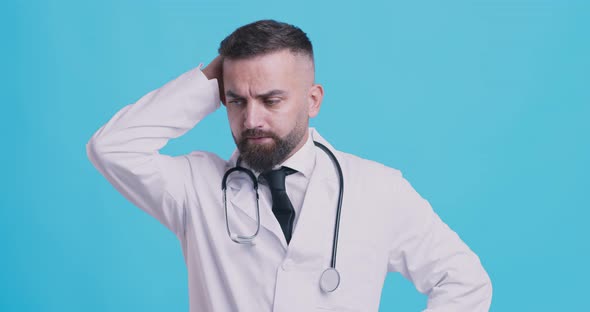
[287,129,340,263]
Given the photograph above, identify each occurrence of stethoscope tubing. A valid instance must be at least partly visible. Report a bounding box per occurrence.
[313,141,344,270]
[222,166,261,244]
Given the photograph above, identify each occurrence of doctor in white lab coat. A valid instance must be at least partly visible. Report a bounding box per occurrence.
[86,20,492,312]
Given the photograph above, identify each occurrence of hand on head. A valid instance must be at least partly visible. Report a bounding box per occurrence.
[202,55,226,105]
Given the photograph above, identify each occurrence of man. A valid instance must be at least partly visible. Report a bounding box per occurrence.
[87,20,492,311]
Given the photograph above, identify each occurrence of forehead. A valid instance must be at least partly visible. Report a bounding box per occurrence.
[222,50,312,94]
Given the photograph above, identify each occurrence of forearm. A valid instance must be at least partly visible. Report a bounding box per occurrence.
[388,178,492,311]
[87,67,220,155]
[419,216,492,311]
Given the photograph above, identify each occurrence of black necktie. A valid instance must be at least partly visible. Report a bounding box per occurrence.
[261,167,297,244]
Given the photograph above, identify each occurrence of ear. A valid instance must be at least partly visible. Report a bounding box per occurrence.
[307,83,324,118]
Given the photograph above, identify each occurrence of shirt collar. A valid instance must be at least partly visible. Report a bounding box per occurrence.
[274,131,315,179]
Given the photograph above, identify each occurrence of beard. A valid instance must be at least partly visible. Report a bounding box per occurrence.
[234,121,307,173]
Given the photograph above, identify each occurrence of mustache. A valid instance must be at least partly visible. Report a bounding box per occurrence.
[241,129,278,139]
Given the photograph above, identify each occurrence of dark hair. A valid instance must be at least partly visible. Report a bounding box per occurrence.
[218,19,313,61]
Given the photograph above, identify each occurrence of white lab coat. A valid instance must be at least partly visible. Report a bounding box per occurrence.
[86,66,492,312]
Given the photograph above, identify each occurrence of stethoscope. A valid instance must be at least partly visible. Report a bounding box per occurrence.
[221,141,344,293]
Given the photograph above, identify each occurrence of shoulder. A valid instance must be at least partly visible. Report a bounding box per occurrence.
[183,150,229,173]
[334,149,420,195]
[336,150,402,179]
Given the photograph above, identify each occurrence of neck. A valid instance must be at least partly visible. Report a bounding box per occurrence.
[282,128,309,163]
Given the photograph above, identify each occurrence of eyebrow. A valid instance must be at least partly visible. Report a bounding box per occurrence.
[225,89,288,100]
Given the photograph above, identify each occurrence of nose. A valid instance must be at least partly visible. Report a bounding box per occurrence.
[243,102,265,129]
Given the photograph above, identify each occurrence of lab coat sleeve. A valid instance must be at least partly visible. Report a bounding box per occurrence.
[387,177,493,311]
[86,66,220,237]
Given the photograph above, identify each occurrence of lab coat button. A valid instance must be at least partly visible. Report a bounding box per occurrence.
[282,259,294,271]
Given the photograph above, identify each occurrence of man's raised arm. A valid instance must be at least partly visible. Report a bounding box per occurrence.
[86,58,222,237]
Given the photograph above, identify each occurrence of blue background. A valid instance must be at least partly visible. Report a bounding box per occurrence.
[3,0,589,311]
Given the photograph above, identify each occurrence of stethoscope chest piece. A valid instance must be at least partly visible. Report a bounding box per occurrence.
[319,267,340,292]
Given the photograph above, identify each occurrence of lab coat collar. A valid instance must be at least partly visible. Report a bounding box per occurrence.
[286,128,340,259]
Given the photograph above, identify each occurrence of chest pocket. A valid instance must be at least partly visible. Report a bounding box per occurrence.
[314,240,386,312]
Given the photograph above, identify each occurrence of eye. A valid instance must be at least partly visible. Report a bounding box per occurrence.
[228,99,245,106]
[264,98,281,106]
